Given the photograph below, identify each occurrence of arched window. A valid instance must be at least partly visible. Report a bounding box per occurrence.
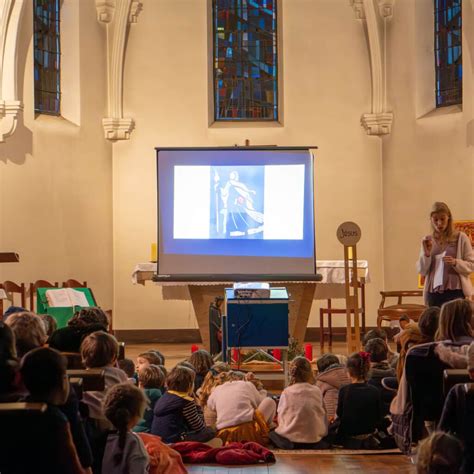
[212,0,278,121]
[34,0,61,115]
[434,0,462,107]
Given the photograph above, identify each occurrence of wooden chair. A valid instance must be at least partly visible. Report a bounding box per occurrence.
[0,402,64,473]
[319,277,366,350]
[29,280,59,311]
[62,352,85,369]
[0,281,27,315]
[118,341,125,360]
[69,377,84,399]
[377,290,426,328]
[67,369,105,391]
[63,279,87,288]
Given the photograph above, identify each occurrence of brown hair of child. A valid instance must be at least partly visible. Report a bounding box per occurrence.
[158,364,168,378]
[416,431,463,474]
[80,331,118,368]
[68,307,109,329]
[118,358,135,378]
[189,349,214,376]
[166,365,195,393]
[346,352,371,382]
[150,349,165,365]
[289,356,315,385]
[177,361,196,372]
[138,351,162,366]
[5,312,47,358]
[138,364,164,389]
[0,322,17,360]
[364,338,388,363]
[437,299,473,342]
[104,383,147,466]
[39,314,57,338]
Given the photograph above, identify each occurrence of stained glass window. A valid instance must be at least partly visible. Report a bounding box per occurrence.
[434,0,462,107]
[213,0,278,121]
[34,0,61,115]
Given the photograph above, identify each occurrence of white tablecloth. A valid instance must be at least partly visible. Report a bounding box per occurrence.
[131,261,369,301]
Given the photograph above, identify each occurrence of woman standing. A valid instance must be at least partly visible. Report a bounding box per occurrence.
[417,202,474,307]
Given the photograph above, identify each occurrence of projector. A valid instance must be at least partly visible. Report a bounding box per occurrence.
[233,282,271,299]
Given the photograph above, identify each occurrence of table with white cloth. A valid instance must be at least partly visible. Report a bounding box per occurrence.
[131,261,369,349]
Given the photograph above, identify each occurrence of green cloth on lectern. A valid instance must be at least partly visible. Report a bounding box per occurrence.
[36,287,96,329]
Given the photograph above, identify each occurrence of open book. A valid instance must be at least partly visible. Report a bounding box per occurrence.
[45,288,90,308]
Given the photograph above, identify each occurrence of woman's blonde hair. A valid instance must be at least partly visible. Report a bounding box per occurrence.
[289,356,315,385]
[436,299,473,342]
[430,202,457,243]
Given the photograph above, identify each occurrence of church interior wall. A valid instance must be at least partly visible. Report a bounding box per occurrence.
[1,0,471,339]
[112,0,385,331]
[0,1,113,310]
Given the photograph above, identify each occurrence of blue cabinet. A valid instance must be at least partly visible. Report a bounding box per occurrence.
[225,287,289,349]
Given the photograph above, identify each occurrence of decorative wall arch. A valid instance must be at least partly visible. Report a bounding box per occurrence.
[96,0,142,141]
[0,0,25,142]
[350,0,394,136]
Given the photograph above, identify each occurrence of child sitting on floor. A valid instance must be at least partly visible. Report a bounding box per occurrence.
[207,369,276,445]
[363,329,399,369]
[439,342,474,474]
[133,365,164,433]
[135,351,162,374]
[189,349,214,392]
[269,356,328,450]
[0,322,21,402]
[102,383,150,473]
[118,358,136,384]
[335,351,383,449]
[80,331,128,427]
[151,365,217,443]
[316,353,350,422]
[17,347,89,474]
[416,432,463,474]
[364,338,396,415]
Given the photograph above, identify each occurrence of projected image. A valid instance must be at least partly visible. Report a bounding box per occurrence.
[173,164,305,241]
[211,167,264,239]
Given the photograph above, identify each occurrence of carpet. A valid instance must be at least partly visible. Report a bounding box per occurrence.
[272,448,402,455]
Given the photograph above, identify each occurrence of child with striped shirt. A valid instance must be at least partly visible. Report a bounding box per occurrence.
[151,365,217,443]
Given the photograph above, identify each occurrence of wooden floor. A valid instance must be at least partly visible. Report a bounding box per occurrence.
[124,341,416,473]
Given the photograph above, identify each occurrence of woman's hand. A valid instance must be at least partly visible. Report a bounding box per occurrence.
[422,236,433,257]
[442,256,456,266]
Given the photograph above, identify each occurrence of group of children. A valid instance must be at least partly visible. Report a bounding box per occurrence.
[1,298,473,473]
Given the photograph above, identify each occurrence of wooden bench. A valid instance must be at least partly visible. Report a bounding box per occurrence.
[67,369,105,391]
[443,369,471,396]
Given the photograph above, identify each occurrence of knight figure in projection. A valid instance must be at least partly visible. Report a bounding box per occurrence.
[211,167,264,238]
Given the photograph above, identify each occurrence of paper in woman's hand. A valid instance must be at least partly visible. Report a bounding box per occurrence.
[433,251,446,289]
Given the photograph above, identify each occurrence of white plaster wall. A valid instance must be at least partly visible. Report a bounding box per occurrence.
[113,0,385,331]
[382,0,474,295]
[0,1,113,310]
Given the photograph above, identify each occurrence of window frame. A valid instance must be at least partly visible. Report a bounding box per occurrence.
[212,0,279,122]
